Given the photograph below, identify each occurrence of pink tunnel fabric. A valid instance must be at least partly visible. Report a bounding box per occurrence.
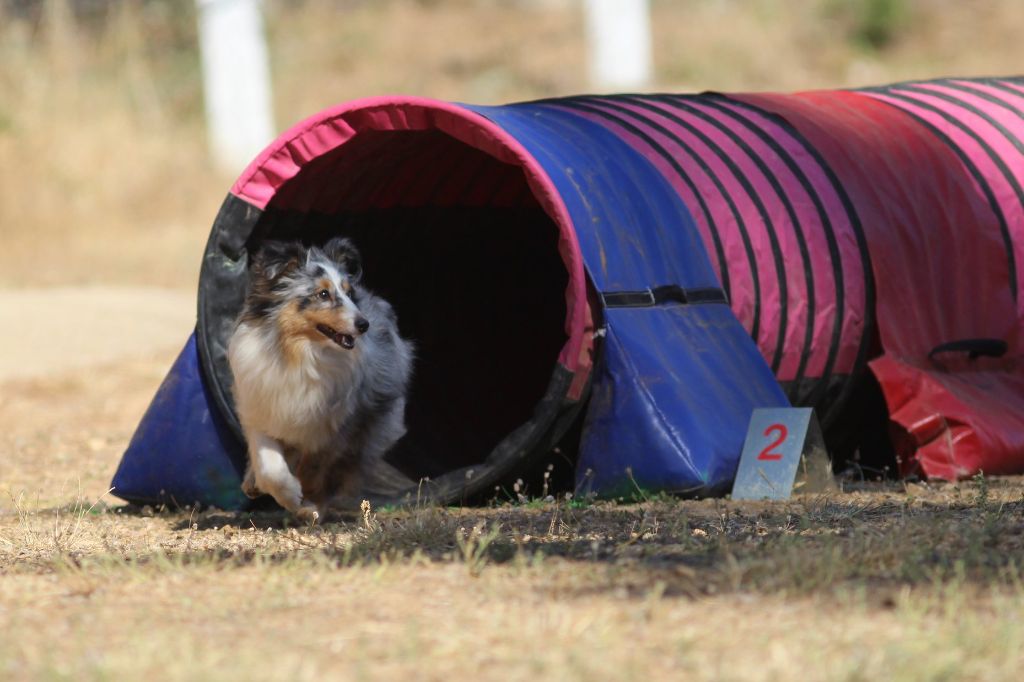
[742,88,1024,479]
[555,95,868,395]
[864,79,1024,317]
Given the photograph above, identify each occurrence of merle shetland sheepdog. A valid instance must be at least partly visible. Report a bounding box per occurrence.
[227,237,413,523]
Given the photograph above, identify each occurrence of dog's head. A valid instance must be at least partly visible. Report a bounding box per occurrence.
[245,237,369,351]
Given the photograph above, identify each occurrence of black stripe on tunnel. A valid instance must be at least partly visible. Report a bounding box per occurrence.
[556,99,761,350]
[592,96,789,376]
[686,94,848,411]
[640,94,816,402]
[708,95,876,428]
[941,80,1024,126]
[980,78,1024,104]
[538,99,732,299]
[867,87,1020,304]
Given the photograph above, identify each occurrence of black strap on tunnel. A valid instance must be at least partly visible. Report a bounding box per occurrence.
[929,338,1008,361]
[575,97,786,368]
[596,95,790,375]
[602,285,729,308]
[552,98,748,333]
[644,93,820,402]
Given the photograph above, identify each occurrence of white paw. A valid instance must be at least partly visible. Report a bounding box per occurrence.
[259,473,309,517]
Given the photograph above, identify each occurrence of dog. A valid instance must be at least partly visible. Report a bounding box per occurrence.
[227,237,413,523]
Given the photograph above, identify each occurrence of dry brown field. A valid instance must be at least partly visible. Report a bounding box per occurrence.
[3,1,1024,679]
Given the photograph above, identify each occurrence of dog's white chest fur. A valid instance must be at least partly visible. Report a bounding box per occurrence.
[228,322,359,453]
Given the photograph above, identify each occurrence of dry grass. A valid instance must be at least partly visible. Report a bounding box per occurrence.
[2,478,1024,680]
[4,1,1024,679]
[0,1,219,288]
[652,0,1024,92]
[3,352,1024,679]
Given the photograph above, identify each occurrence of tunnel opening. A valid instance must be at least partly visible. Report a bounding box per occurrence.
[198,101,592,503]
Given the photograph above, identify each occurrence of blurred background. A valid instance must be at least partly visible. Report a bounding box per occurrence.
[2,0,1023,292]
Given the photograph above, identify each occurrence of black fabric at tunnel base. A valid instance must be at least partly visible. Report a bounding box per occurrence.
[246,205,571,482]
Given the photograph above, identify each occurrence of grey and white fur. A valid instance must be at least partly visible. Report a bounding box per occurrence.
[227,237,413,523]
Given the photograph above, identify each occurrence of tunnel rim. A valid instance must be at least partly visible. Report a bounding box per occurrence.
[196,96,593,505]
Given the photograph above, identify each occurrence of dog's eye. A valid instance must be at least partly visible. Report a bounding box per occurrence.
[317,289,331,301]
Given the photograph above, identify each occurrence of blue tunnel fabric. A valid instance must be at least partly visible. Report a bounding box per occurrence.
[465,104,724,291]
[579,305,790,497]
[112,98,791,508]
[466,103,788,495]
[111,333,248,509]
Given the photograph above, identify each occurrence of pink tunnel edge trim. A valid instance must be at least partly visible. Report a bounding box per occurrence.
[229,96,591,397]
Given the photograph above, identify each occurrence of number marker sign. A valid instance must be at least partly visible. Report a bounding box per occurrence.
[731,408,834,500]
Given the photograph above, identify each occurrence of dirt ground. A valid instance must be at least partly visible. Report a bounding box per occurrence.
[0,289,195,502]
[2,290,1024,680]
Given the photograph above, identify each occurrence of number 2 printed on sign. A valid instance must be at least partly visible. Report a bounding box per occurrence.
[757,423,788,461]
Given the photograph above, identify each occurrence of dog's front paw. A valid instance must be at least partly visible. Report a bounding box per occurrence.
[294,504,320,525]
[241,468,262,499]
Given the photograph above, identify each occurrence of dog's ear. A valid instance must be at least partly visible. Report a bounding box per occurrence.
[322,237,363,283]
[251,240,304,283]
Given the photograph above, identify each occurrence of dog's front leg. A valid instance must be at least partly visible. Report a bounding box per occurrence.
[241,464,261,498]
[247,432,319,523]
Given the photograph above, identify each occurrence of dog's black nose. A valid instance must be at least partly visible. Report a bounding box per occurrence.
[355,317,370,334]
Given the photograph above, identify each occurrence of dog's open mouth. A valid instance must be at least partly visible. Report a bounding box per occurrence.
[316,324,356,349]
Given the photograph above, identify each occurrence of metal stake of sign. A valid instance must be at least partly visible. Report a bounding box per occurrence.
[731,407,836,500]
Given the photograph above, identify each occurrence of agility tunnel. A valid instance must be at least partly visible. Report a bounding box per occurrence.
[112,76,1024,509]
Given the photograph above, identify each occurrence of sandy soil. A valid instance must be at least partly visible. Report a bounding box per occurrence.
[0,287,196,381]
[0,287,195,508]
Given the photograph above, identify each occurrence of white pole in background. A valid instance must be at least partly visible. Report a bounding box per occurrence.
[582,0,653,91]
[195,0,275,174]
